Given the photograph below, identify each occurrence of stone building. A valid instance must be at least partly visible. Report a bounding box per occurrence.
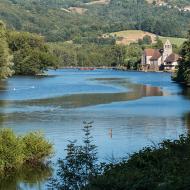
[141,39,179,71]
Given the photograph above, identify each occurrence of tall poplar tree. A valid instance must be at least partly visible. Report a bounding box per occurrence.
[0,20,13,79]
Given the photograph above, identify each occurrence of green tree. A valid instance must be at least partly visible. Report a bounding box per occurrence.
[173,31,190,85]
[154,36,164,49]
[8,31,58,75]
[50,122,99,190]
[0,21,13,79]
[124,44,142,70]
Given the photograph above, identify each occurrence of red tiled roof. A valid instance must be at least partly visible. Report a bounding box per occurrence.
[144,49,162,60]
[150,50,162,61]
[165,53,179,63]
[144,49,155,56]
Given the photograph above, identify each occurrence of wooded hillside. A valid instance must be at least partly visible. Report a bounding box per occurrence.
[0,0,189,42]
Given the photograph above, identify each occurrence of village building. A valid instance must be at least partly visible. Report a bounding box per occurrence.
[141,39,179,71]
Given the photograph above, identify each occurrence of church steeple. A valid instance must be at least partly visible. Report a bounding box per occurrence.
[163,39,172,61]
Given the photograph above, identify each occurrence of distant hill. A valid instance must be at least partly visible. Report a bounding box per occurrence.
[109,30,186,47]
[0,0,189,42]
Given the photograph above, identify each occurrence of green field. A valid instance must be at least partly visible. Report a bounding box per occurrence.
[159,36,186,47]
[110,30,186,47]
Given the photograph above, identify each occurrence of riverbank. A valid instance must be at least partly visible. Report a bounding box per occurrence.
[113,66,176,73]
[56,66,175,73]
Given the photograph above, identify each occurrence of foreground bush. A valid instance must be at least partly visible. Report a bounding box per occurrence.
[0,129,24,174]
[0,129,53,176]
[23,132,53,165]
[87,135,190,190]
[49,123,190,190]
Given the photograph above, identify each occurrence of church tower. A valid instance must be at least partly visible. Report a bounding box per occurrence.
[163,39,172,61]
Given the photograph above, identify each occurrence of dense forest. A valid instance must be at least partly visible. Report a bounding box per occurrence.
[48,42,143,69]
[0,0,190,42]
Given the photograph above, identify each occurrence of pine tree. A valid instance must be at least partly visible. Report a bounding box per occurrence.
[0,21,13,79]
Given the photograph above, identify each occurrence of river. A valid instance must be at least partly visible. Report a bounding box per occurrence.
[0,69,190,189]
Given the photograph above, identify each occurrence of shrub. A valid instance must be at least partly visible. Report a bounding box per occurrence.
[22,132,53,165]
[0,129,24,174]
[0,129,53,176]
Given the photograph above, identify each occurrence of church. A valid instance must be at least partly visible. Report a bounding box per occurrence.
[141,39,179,71]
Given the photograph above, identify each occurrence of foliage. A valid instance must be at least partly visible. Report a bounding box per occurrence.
[0,128,53,176]
[8,31,58,75]
[0,129,24,175]
[50,122,100,190]
[49,42,141,68]
[154,36,164,49]
[173,31,190,85]
[0,0,189,42]
[124,43,142,70]
[73,35,116,45]
[138,35,152,45]
[87,134,190,190]
[23,132,53,165]
[0,20,14,79]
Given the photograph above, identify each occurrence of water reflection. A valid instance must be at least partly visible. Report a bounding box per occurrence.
[184,112,190,132]
[181,86,190,99]
[0,80,8,91]
[0,165,52,190]
[10,78,166,109]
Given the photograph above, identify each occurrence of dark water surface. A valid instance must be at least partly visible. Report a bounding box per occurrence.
[0,69,190,189]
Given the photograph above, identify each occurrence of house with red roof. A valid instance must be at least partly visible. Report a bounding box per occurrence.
[141,39,179,71]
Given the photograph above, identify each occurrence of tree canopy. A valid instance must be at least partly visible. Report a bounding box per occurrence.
[0,20,58,78]
[0,21,13,79]
[0,0,189,42]
[8,31,58,75]
[173,31,190,85]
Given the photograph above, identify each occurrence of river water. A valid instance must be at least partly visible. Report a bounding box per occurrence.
[0,69,190,189]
